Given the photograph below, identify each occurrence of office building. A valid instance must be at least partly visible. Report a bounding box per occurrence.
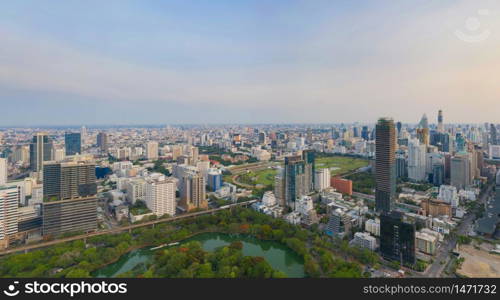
[283,151,315,209]
[64,132,81,156]
[450,153,471,190]
[380,211,416,265]
[42,161,97,236]
[375,118,396,213]
[29,132,53,175]
[97,132,108,153]
[207,168,223,191]
[437,109,444,133]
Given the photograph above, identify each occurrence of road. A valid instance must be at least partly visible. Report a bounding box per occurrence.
[423,184,494,277]
[0,200,257,256]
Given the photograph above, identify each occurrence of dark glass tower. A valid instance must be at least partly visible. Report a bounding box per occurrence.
[65,132,82,156]
[380,211,416,266]
[375,118,396,213]
[29,132,53,173]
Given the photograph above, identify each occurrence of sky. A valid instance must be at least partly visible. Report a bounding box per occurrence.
[1,0,500,126]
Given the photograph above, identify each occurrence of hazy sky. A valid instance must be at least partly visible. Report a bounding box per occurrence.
[1,0,500,126]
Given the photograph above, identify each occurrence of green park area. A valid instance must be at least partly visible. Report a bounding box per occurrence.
[315,156,368,176]
[229,156,369,190]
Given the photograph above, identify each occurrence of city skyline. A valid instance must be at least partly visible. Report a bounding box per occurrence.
[2,0,500,125]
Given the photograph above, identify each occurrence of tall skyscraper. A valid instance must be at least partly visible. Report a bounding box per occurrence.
[283,150,315,209]
[64,132,82,156]
[97,132,108,153]
[29,132,53,176]
[0,185,19,248]
[180,172,207,212]
[380,211,416,266]
[375,118,396,213]
[407,139,426,182]
[491,124,498,145]
[42,161,97,236]
[437,109,444,133]
[450,153,471,190]
[0,158,7,185]
[145,175,176,217]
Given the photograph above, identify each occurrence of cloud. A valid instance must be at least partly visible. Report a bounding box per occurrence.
[1,0,500,124]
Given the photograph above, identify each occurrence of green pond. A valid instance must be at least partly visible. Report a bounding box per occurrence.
[92,232,305,278]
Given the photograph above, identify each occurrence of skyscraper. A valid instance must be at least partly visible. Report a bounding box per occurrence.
[97,132,108,153]
[283,150,315,209]
[491,124,498,145]
[42,161,98,236]
[437,110,444,133]
[407,138,426,182]
[380,211,416,266]
[64,132,82,156]
[29,132,53,177]
[375,118,396,213]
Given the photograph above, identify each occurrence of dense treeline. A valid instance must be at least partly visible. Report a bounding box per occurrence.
[0,208,373,278]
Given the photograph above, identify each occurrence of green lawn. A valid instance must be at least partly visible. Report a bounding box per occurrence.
[315,156,369,175]
[228,156,368,189]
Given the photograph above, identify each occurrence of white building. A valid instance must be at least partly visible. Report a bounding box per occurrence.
[146,141,159,160]
[261,191,277,207]
[437,185,459,208]
[314,168,331,191]
[0,158,6,185]
[0,185,19,245]
[145,175,176,217]
[408,138,427,182]
[364,218,380,236]
[351,232,377,251]
[125,178,146,204]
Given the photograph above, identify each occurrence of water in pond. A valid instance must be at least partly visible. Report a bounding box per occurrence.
[93,232,305,278]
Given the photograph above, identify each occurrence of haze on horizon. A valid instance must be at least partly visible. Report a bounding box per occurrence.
[1,0,500,126]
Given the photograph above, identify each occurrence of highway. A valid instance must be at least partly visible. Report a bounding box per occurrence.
[423,184,494,277]
[0,200,257,256]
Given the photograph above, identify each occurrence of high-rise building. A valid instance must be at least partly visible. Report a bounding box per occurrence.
[29,132,53,176]
[274,167,285,207]
[97,132,108,153]
[43,161,97,201]
[450,153,471,190]
[180,173,207,211]
[283,151,315,209]
[146,141,159,160]
[407,139,426,182]
[437,109,444,133]
[64,132,82,156]
[375,118,396,213]
[145,175,176,217]
[380,211,416,265]
[42,161,97,237]
[314,168,331,191]
[490,124,498,145]
[0,185,19,248]
[207,168,223,191]
[0,158,7,185]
